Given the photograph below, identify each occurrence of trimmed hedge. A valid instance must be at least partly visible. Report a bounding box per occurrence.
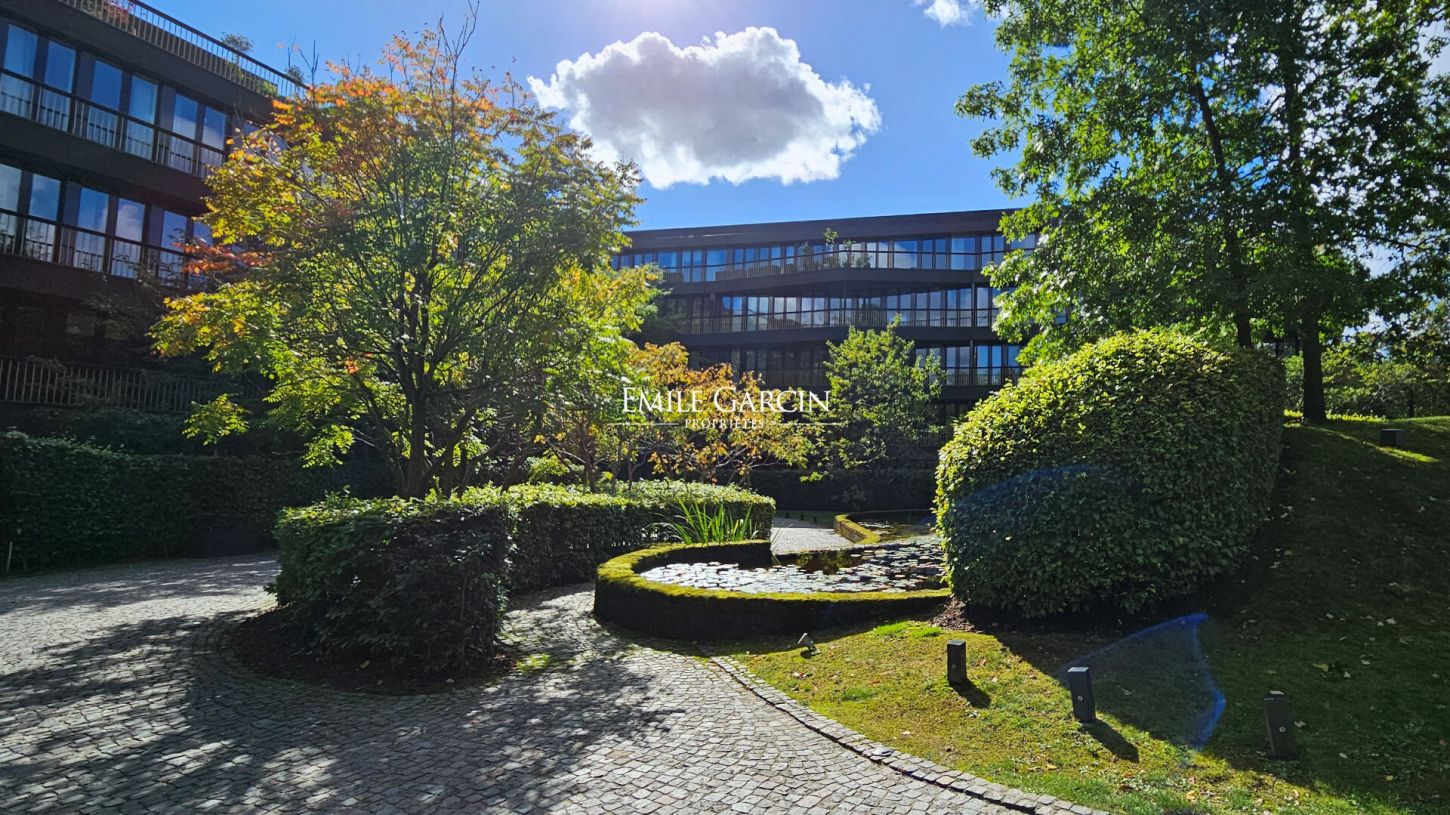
[269,481,776,667]
[504,481,775,591]
[273,496,511,671]
[0,432,382,573]
[749,468,935,510]
[593,540,949,640]
[936,330,1284,617]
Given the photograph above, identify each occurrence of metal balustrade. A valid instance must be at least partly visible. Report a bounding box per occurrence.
[0,355,222,413]
[55,0,303,100]
[0,70,224,177]
[0,206,201,290]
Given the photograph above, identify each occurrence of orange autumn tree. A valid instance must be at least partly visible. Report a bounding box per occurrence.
[626,343,809,484]
[151,20,647,497]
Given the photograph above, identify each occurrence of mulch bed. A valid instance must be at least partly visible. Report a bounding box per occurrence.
[229,609,512,695]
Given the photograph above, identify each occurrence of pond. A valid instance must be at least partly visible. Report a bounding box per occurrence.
[639,521,943,594]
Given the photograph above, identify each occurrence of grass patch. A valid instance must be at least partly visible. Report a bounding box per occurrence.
[728,417,1450,815]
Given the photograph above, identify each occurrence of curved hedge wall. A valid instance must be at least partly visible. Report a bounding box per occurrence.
[274,495,511,671]
[594,541,948,640]
[503,481,773,592]
[936,330,1284,617]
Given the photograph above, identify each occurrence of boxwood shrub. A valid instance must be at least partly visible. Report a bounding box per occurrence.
[936,330,1284,617]
[504,481,775,591]
[273,495,511,671]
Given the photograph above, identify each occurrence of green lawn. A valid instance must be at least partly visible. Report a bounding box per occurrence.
[728,417,1450,815]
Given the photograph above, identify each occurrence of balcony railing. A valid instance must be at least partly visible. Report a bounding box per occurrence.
[56,0,303,99]
[668,309,998,335]
[0,207,204,290]
[751,367,1021,391]
[0,69,224,177]
[0,355,222,413]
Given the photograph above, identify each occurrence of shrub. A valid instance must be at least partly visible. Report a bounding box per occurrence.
[936,330,1284,616]
[504,480,774,591]
[0,432,381,573]
[273,495,511,671]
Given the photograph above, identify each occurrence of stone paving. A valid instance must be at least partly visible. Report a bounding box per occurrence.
[0,555,1086,815]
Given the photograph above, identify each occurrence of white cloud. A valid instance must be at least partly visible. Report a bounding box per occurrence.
[528,28,881,188]
[913,0,976,27]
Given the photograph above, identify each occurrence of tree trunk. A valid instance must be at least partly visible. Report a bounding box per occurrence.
[1300,306,1327,423]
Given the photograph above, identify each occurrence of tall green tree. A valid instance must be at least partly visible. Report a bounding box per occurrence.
[153,21,647,496]
[960,0,1450,422]
[811,323,943,470]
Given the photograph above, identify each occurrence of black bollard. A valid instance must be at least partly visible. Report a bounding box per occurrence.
[946,639,967,684]
[1067,666,1096,723]
[1264,690,1298,759]
[1380,428,1406,448]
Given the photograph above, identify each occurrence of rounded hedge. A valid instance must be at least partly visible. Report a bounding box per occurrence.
[935,330,1284,617]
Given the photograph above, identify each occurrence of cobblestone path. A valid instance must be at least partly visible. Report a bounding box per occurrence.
[0,556,1064,814]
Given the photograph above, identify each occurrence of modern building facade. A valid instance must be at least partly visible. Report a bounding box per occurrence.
[0,0,299,361]
[617,210,1032,414]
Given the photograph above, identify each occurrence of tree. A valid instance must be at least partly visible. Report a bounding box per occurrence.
[629,343,809,484]
[153,20,646,496]
[959,0,1450,422]
[811,323,943,470]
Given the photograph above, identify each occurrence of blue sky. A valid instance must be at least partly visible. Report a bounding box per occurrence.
[159,0,1016,230]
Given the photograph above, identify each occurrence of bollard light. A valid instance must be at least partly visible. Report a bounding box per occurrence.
[1067,666,1096,723]
[946,639,967,684]
[1264,690,1298,759]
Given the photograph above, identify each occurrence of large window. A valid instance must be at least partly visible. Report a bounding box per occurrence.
[0,159,208,287]
[0,23,37,117]
[0,21,231,175]
[665,285,1002,335]
[614,230,1031,283]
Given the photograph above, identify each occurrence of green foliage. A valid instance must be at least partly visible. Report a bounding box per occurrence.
[812,324,943,469]
[936,330,1284,616]
[0,406,192,454]
[273,494,512,672]
[501,480,773,590]
[1285,302,1450,419]
[269,480,776,664]
[0,432,381,573]
[960,0,1450,422]
[153,24,651,496]
[658,500,758,545]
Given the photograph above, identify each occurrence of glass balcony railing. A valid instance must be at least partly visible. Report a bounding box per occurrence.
[0,207,204,290]
[665,309,999,335]
[0,69,225,177]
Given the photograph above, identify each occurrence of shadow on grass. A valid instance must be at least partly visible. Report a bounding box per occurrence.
[948,678,991,708]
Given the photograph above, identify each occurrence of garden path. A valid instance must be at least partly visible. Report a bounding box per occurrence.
[0,555,1066,814]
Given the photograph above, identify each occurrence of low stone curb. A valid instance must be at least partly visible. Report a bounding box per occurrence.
[707,655,1113,815]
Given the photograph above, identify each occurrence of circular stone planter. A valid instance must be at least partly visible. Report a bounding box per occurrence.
[593,540,949,640]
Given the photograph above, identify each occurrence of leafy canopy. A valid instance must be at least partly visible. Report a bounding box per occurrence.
[153,22,650,496]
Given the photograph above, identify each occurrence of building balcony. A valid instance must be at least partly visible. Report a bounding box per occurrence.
[55,0,302,100]
[0,207,205,292]
[0,70,223,178]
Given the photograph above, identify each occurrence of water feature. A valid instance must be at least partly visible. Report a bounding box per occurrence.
[639,519,943,594]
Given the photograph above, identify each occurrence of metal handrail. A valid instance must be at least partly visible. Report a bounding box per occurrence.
[0,69,224,177]
[0,207,202,290]
[55,0,303,99]
[0,355,223,413]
